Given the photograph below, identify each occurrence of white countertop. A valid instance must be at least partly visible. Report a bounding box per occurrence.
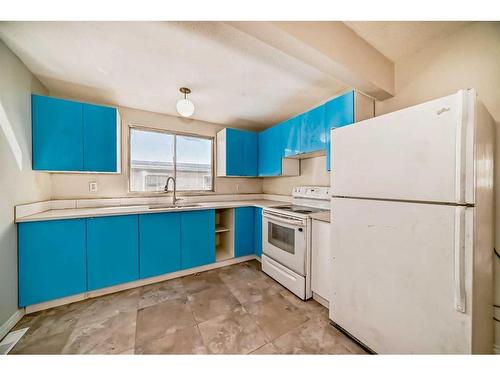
[310,211,330,223]
[15,199,287,223]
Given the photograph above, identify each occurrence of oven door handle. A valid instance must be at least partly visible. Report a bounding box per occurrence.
[263,212,305,227]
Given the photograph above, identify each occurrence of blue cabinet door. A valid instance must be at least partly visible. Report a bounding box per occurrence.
[257,129,270,176]
[243,131,258,176]
[258,126,282,176]
[234,207,255,257]
[226,128,244,176]
[83,103,117,172]
[139,213,181,279]
[254,208,263,257]
[87,215,139,290]
[181,210,215,269]
[300,104,326,154]
[280,116,301,157]
[32,94,83,171]
[18,219,86,307]
[325,91,355,170]
[226,129,257,176]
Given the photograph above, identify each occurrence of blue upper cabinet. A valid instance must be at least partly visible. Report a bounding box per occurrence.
[18,218,87,307]
[325,91,355,171]
[181,210,215,269]
[258,125,282,176]
[83,103,118,172]
[300,104,326,154]
[217,128,258,177]
[87,215,139,290]
[32,94,120,173]
[32,95,84,171]
[234,207,255,257]
[139,213,181,279]
[243,131,258,176]
[280,116,301,157]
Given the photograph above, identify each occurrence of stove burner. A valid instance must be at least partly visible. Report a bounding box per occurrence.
[271,205,325,215]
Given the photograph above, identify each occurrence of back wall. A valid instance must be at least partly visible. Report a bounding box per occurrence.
[48,100,263,199]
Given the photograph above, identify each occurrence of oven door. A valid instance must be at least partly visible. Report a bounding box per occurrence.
[262,211,307,275]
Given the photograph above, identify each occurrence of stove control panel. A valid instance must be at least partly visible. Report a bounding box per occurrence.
[292,186,330,200]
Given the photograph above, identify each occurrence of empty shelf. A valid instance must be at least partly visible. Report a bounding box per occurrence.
[215,225,230,233]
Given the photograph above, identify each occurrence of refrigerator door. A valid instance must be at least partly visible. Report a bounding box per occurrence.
[330,89,475,204]
[330,197,474,354]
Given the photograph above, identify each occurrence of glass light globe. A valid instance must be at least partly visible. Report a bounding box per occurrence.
[176,98,195,117]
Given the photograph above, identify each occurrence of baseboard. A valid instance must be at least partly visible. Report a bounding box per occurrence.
[0,309,25,341]
[87,255,256,299]
[26,255,257,314]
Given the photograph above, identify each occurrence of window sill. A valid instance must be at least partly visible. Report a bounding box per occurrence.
[126,190,216,197]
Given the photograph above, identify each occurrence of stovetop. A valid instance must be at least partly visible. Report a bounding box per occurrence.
[271,205,327,215]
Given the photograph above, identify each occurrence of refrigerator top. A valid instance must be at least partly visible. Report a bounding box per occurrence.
[330,89,488,205]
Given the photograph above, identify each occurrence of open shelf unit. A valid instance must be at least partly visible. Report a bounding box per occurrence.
[215,208,234,262]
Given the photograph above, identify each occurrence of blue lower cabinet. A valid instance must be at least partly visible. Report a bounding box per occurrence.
[18,219,86,307]
[181,210,215,269]
[87,215,139,290]
[234,207,255,257]
[254,208,263,257]
[139,213,181,279]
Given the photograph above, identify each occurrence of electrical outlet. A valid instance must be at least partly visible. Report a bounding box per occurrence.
[89,181,98,192]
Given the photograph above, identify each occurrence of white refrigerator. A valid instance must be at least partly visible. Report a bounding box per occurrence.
[329,89,495,354]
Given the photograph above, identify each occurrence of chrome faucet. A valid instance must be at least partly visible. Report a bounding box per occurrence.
[164,176,179,206]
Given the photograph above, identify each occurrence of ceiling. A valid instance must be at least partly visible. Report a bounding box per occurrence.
[343,21,472,62]
[0,21,348,130]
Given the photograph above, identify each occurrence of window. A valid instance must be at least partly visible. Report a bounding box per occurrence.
[130,128,213,192]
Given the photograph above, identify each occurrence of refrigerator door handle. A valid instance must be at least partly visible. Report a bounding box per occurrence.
[454,90,467,204]
[454,206,466,313]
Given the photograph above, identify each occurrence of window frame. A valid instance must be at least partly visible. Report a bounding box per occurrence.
[128,125,215,194]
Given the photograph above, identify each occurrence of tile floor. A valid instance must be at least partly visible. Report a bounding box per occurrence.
[9,260,366,354]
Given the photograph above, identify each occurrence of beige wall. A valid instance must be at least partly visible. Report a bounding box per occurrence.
[0,40,51,328]
[49,104,263,199]
[374,21,500,350]
[262,156,330,195]
[376,22,500,121]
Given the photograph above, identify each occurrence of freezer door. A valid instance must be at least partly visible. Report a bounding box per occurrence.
[331,90,475,204]
[329,198,474,354]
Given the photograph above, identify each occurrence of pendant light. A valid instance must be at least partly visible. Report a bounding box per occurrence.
[176,87,195,117]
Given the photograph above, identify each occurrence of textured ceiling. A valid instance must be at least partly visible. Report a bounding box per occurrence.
[0,21,348,130]
[343,21,472,62]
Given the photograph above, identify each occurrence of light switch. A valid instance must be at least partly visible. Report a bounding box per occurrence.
[89,181,98,192]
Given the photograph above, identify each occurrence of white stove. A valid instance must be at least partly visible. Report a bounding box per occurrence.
[262,186,330,300]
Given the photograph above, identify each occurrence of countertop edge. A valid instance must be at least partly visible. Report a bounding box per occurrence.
[15,200,287,223]
[310,211,331,223]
